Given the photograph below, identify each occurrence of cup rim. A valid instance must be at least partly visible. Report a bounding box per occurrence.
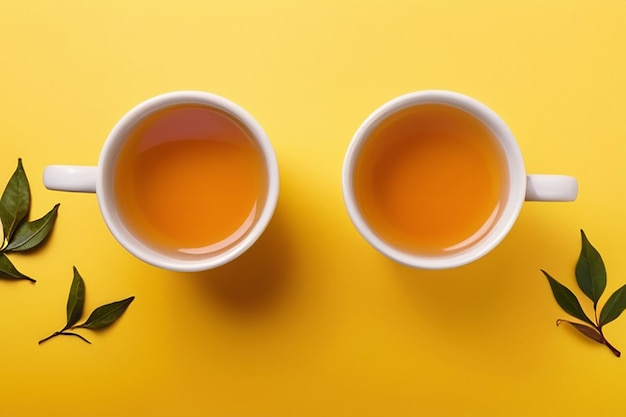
[97,90,279,272]
[342,90,526,269]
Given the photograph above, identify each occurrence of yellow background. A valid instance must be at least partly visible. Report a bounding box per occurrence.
[1,1,625,416]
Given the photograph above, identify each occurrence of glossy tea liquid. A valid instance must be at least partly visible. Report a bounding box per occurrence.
[353,103,508,255]
[113,105,267,258]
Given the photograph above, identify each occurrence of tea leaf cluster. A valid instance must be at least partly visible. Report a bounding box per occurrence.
[542,230,626,357]
[0,159,58,282]
[39,267,134,344]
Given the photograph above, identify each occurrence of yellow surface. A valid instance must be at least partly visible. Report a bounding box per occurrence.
[1,1,625,416]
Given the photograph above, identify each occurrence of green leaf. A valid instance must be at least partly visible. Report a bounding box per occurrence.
[600,284,626,327]
[64,266,85,330]
[5,203,59,252]
[541,270,594,326]
[0,252,35,283]
[75,296,134,330]
[575,230,607,307]
[0,159,30,244]
[556,319,604,344]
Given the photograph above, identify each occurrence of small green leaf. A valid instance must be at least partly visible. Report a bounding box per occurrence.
[0,252,35,283]
[5,203,59,252]
[575,230,607,307]
[65,266,85,330]
[0,159,30,244]
[556,319,604,344]
[75,296,134,330]
[600,284,626,327]
[541,270,594,326]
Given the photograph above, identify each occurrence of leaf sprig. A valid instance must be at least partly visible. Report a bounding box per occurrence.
[39,267,135,345]
[542,230,626,357]
[0,158,59,283]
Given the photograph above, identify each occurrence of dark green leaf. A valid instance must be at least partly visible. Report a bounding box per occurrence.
[5,203,59,252]
[0,252,35,283]
[600,284,626,326]
[0,159,30,244]
[541,270,594,326]
[75,296,134,330]
[575,230,607,307]
[64,266,85,330]
[556,319,604,344]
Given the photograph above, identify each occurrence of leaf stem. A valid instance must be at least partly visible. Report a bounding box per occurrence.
[38,330,91,345]
[590,296,621,356]
[59,331,92,344]
[38,331,61,344]
[598,326,621,357]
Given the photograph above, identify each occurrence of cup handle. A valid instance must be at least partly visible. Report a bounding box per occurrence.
[43,165,98,193]
[525,174,578,202]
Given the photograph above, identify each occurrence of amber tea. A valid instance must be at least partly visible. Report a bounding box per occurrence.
[113,104,268,258]
[353,103,509,256]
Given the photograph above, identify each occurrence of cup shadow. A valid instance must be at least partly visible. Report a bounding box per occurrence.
[390,209,573,330]
[375,210,576,379]
[184,202,295,316]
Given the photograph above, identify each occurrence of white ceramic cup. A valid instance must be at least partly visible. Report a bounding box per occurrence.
[342,90,578,269]
[44,91,279,272]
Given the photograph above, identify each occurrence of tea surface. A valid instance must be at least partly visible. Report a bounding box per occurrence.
[113,105,266,257]
[353,103,508,255]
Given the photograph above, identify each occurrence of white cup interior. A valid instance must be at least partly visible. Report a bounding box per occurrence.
[342,90,526,269]
[97,91,279,272]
